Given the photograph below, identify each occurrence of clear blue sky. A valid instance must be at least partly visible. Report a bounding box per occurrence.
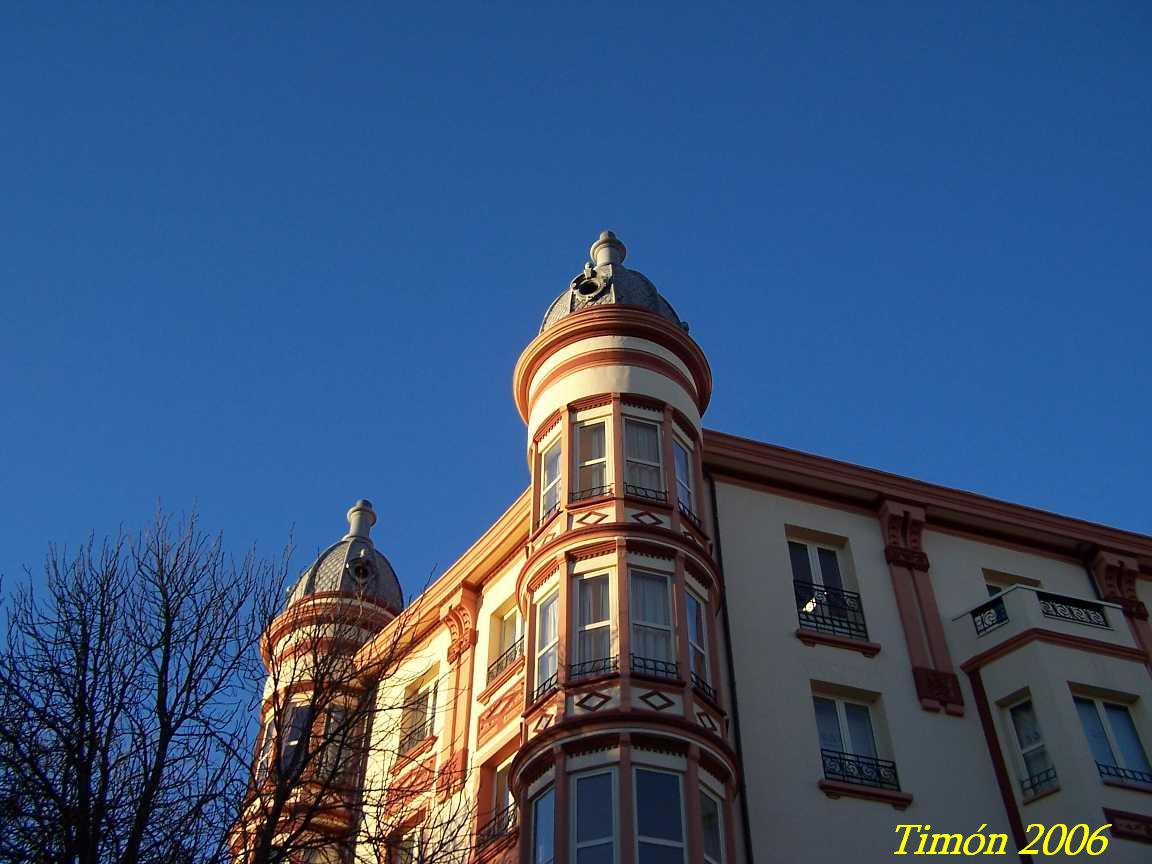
[2,3,1149,600]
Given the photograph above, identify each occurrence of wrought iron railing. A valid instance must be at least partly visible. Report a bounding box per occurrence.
[486,636,524,684]
[1021,766,1059,799]
[821,749,901,791]
[692,671,718,704]
[971,596,1009,636]
[539,501,560,523]
[531,672,558,703]
[630,653,679,681]
[678,500,702,531]
[568,655,619,682]
[1097,762,1152,786]
[1037,593,1110,629]
[397,717,434,756]
[571,484,613,502]
[624,484,668,504]
[477,803,518,848]
[793,580,869,641]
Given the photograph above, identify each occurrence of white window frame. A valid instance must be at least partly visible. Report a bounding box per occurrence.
[497,607,522,654]
[572,768,616,863]
[788,539,846,591]
[813,694,878,757]
[685,589,709,683]
[575,419,609,494]
[1075,695,1152,775]
[624,418,664,493]
[634,767,685,863]
[540,438,562,519]
[1006,698,1054,791]
[673,438,694,511]
[575,573,612,663]
[536,591,560,688]
[700,787,724,864]
[630,570,674,663]
[255,717,275,783]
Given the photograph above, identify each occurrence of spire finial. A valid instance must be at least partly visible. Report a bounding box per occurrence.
[589,230,626,266]
[345,499,377,539]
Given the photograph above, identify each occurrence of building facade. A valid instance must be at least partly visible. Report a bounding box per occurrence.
[238,232,1152,863]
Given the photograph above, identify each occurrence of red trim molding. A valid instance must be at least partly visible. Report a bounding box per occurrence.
[960,627,1150,673]
[817,780,912,810]
[1104,808,1152,844]
[795,628,881,657]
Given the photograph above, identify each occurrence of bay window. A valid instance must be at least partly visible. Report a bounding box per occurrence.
[540,439,562,520]
[685,590,709,686]
[630,571,675,678]
[1007,699,1057,798]
[573,770,615,863]
[532,787,555,864]
[700,790,724,864]
[281,702,313,772]
[635,769,684,863]
[673,439,693,512]
[535,592,559,698]
[574,574,612,675]
[624,419,663,498]
[575,421,608,498]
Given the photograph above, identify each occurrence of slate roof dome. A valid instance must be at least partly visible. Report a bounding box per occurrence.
[539,231,688,333]
[285,500,403,613]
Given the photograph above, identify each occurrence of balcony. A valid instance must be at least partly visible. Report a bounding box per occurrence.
[820,749,901,791]
[1021,766,1059,801]
[630,653,680,682]
[531,671,559,704]
[950,586,1135,669]
[568,655,619,683]
[397,717,435,757]
[794,580,870,641]
[692,671,718,704]
[477,803,517,849]
[624,483,668,504]
[677,500,703,531]
[1096,762,1152,788]
[571,484,613,503]
[487,636,524,685]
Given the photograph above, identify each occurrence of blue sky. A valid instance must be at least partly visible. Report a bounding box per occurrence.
[2,2,1149,600]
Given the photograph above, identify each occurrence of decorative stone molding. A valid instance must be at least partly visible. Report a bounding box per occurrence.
[912,666,964,710]
[1091,550,1148,620]
[478,686,523,748]
[1104,808,1152,844]
[884,544,930,571]
[443,603,478,664]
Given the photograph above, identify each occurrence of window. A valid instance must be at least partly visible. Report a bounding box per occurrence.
[575,421,608,495]
[399,681,436,755]
[673,440,693,512]
[281,702,314,772]
[540,439,562,519]
[1075,696,1152,785]
[1007,700,1057,798]
[700,790,723,864]
[790,538,868,641]
[532,787,555,864]
[635,769,683,863]
[576,574,611,663]
[685,590,709,684]
[319,704,357,781]
[624,419,663,494]
[493,761,513,812]
[573,771,614,863]
[789,540,844,592]
[535,592,559,693]
[488,606,523,683]
[630,571,674,670]
[395,830,423,864]
[812,694,900,791]
[255,717,275,784]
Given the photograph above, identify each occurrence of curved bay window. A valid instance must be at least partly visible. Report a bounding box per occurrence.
[574,421,609,500]
[573,770,615,862]
[540,439,562,522]
[630,570,677,679]
[531,787,555,864]
[572,573,614,680]
[624,418,665,502]
[534,592,560,700]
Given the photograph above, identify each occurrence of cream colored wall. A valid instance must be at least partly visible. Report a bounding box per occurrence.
[714,480,1009,864]
[468,555,525,765]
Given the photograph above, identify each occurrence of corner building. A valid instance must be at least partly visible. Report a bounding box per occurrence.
[247,232,1152,862]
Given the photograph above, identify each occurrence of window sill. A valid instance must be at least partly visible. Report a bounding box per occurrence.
[795,628,881,657]
[818,779,912,810]
[1103,777,1152,795]
[478,656,524,705]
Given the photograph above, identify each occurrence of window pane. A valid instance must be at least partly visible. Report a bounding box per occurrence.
[817,548,844,591]
[701,793,722,862]
[686,594,705,643]
[575,772,613,843]
[625,420,660,462]
[1104,703,1152,773]
[500,612,518,651]
[580,575,610,625]
[634,625,672,661]
[1023,746,1053,777]
[537,647,557,682]
[638,842,685,864]
[1010,702,1042,751]
[579,423,605,462]
[626,461,663,490]
[579,628,611,661]
[543,441,561,484]
[636,769,682,842]
[691,646,708,679]
[813,697,843,752]
[533,789,555,864]
[631,573,670,625]
[579,463,605,490]
[538,595,557,647]
[494,764,512,810]
[1075,697,1116,766]
[674,441,690,480]
[788,541,813,583]
[844,703,877,758]
[576,847,613,864]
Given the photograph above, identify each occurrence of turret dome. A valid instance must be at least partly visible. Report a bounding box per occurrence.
[539,231,687,333]
[285,499,403,613]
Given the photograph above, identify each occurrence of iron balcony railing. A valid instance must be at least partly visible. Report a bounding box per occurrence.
[821,749,901,791]
[1037,593,1110,629]
[571,484,613,502]
[677,500,702,531]
[531,671,559,704]
[477,803,518,848]
[793,580,869,641]
[691,671,718,704]
[1097,762,1152,786]
[630,653,679,681]
[568,655,619,682]
[1021,766,1059,799]
[539,501,560,523]
[971,596,1010,636]
[624,484,668,504]
[397,717,435,756]
[487,636,524,684]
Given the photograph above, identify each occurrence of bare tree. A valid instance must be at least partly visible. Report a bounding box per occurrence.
[0,511,284,864]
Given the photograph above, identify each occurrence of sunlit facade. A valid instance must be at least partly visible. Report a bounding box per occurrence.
[244,231,1152,862]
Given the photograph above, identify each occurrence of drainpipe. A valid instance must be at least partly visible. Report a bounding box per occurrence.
[707,469,755,864]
